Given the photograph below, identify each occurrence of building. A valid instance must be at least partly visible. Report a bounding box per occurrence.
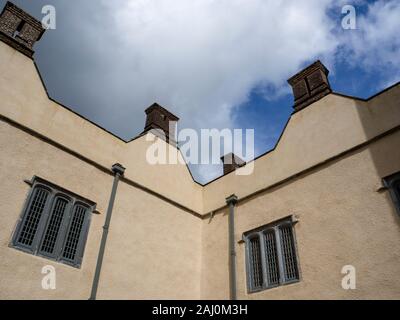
[0,2,399,300]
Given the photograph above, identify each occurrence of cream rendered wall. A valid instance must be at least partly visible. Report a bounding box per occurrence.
[201,131,400,299]
[96,181,202,299]
[0,119,202,299]
[200,207,230,300]
[0,41,203,215]
[0,120,109,299]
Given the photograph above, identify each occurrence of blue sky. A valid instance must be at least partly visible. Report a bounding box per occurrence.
[2,0,399,184]
[233,52,398,162]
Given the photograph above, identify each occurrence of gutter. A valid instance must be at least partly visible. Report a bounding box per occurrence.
[226,194,238,300]
[89,163,125,300]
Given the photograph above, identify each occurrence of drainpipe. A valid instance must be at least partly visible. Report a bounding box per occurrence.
[89,163,125,300]
[226,194,238,300]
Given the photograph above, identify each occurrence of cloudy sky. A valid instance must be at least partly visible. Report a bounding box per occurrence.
[2,0,399,183]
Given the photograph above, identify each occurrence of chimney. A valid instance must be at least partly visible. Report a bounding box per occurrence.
[221,153,246,175]
[0,1,45,58]
[287,60,331,112]
[143,103,179,144]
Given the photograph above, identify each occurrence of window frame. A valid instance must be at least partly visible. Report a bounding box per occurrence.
[12,185,52,254]
[11,177,96,268]
[60,201,92,267]
[38,194,73,260]
[244,216,301,293]
[383,172,400,216]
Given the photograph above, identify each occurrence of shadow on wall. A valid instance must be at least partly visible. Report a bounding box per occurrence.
[355,82,400,227]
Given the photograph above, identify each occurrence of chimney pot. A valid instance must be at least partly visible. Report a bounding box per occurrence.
[221,153,245,175]
[0,1,45,57]
[143,103,179,144]
[287,60,331,112]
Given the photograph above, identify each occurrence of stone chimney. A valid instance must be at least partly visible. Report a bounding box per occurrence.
[221,153,246,175]
[0,1,45,57]
[287,60,331,112]
[143,103,179,144]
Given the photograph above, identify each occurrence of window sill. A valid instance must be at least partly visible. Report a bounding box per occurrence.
[248,279,301,294]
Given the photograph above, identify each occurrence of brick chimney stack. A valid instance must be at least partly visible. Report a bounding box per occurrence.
[287,60,331,112]
[221,153,246,175]
[143,103,179,144]
[0,1,45,57]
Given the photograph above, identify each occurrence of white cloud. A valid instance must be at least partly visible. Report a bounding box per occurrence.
[99,0,338,132]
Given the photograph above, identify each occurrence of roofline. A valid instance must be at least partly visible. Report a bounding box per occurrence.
[201,80,400,187]
[34,61,204,187]
[331,81,400,102]
[31,53,400,187]
[202,123,400,217]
